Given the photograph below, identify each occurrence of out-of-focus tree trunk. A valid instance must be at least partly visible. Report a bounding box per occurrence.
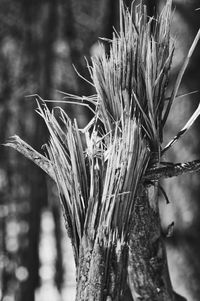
[158,1,200,300]
[0,53,13,301]
[17,1,55,300]
[0,0,62,300]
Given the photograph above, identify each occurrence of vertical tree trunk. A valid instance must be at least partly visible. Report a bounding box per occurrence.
[18,1,58,299]
[128,185,174,300]
[75,185,174,301]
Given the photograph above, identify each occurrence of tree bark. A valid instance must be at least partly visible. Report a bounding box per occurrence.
[74,185,187,301]
[74,185,174,301]
[75,235,130,300]
[128,185,173,301]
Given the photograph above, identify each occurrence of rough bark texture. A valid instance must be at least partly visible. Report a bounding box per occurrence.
[76,236,106,300]
[128,185,174,301]
[145,160,200,181]
[75,185,175,301]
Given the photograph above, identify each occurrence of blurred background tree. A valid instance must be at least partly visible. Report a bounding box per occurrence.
[0,0,199,301]
[159,1,200,300]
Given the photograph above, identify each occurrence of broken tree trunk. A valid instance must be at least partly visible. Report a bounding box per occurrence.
[5,0,200,300]
[75,185,175,301]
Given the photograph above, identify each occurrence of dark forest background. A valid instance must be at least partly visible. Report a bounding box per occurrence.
[0,1,200,300]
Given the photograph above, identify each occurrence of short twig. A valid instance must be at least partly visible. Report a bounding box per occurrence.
[145,159,200,181]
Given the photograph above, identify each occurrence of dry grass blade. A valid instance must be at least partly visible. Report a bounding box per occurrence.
[162,28,200,126]
[162,102,200,153]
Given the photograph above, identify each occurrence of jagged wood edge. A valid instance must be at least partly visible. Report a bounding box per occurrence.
[5,135,200,183]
